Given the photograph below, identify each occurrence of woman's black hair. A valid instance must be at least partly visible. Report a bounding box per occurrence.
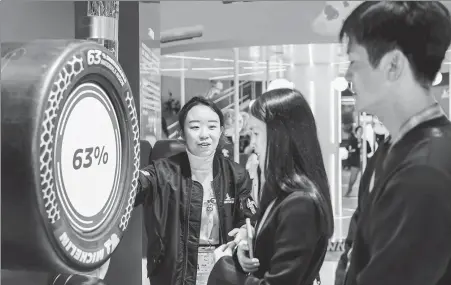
[250,88,334,238]
[355,125,363,132]
[178,96,224,129]
[177,96,228,147]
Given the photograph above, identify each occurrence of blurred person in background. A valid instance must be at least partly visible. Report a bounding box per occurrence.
[222,109,244,159]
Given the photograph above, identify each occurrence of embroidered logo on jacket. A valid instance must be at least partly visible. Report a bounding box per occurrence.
[224,193,234,204]
[222,149,230,158]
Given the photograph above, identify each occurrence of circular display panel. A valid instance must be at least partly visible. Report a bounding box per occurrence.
[54,82,122,233]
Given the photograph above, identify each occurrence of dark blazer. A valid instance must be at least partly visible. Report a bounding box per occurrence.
[345,116,451,285]
[235,190,329,285]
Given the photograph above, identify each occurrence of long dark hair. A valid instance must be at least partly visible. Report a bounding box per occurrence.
[250,88,334,237]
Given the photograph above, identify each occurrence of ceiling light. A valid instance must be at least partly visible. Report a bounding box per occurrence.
[243,64,286,70]
[308,44,314,66]
[192,67,234,71]
[213,58,234,62]
[164,55,211,61]
[208,68,286,80]
[160,68,188,72]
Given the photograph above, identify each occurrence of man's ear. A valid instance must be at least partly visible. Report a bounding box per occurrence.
[380,49,405,82]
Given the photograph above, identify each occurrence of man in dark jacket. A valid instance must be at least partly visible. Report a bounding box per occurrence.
[339,2,451,285]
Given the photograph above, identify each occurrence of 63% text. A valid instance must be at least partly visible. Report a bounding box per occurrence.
[73,146,109,170]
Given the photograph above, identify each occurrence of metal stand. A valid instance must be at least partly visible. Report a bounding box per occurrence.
[87,1,119,58]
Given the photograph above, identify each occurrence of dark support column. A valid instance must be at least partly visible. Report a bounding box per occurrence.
[74,2,88,39]
[103,2,142,285]
[118,2,141,114]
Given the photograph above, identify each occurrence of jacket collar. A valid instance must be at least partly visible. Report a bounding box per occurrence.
[178,150,222,181]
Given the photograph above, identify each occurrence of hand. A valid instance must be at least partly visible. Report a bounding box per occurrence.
[228,226,251,245]
[237,240,259,273]
[246,153,259,172]
[214,243,233,262]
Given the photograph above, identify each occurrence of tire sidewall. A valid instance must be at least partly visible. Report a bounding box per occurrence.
[36,42,139,271]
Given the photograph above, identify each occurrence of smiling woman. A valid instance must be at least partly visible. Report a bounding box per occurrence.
[178,97,225,157]
[134,96,258,285]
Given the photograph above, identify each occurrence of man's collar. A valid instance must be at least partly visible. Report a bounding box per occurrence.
[389,102,445,147]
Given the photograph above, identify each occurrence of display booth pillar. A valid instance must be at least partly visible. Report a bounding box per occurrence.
[104,2,142,285]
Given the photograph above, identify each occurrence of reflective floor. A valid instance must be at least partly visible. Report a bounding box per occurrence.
[335,169,360,240]
[142,259,339,285]
[319,168,361,285]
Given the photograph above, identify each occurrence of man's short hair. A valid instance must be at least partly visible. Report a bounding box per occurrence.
[339,1,451,88]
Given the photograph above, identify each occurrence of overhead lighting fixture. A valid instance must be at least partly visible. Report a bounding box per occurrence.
[243,66,268,70]
[308,44,314,66]
[192,67,234,71]
[160,68,188,72]
[209,72,255,80]
[213,58,292,66]
[213,58,234,62]
[214,58,258,64]
[208,68,286,80]
[238,60,258,64]
[164,55,211,61]
[433,72,443,86]
[243,65,285,70]
[257,61,291,66]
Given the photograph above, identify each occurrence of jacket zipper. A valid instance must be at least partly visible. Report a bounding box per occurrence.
[212,180,224,242]
[182,179,193,284]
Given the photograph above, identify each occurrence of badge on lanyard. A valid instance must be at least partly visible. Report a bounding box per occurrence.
[196,246,216,285]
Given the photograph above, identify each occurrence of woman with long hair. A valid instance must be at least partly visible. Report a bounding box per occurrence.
[234,88,334,284]
[135,96,257,285]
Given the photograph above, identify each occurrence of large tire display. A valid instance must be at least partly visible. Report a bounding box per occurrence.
[1,40,140,274]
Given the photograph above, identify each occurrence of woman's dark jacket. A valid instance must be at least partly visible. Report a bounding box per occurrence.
[134,151,257,285]
[235,190,329,285]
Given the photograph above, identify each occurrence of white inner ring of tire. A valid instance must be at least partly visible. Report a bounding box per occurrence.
[59,83,120,218]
